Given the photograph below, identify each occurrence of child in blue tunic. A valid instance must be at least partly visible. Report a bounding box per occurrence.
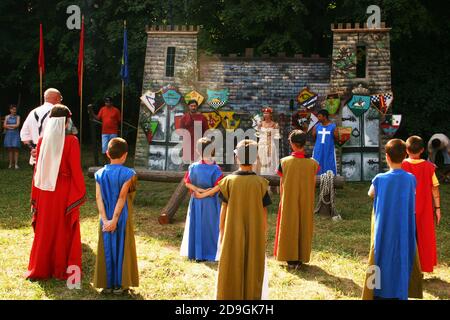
[362,139,423,300]
[180,137,223,262]
[3,104,21,169]
[312,109,338,175]
[94,137,139,294]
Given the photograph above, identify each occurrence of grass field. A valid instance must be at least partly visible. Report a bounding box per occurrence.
[0,148,449,300]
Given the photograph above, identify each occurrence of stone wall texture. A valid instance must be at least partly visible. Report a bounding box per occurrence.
[135,25,392,177]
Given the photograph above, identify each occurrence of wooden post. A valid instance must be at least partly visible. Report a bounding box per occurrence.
[88,106,100,166]
[158,179,189,224]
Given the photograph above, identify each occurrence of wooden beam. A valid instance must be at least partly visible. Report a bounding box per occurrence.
[88,168,345,224]
[87,167,345,188]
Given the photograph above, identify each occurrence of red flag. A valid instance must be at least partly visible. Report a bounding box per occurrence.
[77,16,84,97]
[38,24,44,75]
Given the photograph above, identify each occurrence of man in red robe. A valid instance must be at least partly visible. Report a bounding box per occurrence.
[25,105,86,280]
[180,100,208,165]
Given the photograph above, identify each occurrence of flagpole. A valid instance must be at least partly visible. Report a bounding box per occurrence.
[80,61,83,147]
[79,15,84,149]
[121,79,124,137]
[121,20,126,137]
[39,68,43,105]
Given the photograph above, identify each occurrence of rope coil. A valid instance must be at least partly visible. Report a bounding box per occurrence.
[315,170,342,220]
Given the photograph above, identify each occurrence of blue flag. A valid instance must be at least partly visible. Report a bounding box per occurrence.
[120,22,129,85]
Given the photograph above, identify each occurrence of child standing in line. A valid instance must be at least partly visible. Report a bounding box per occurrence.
[196,139,271,300]
[274,130,319,269]
[180,137,223,262]
[362,139,422,300]
[3,104,21,169]
[93,137,139,294]
[402,135,441,273]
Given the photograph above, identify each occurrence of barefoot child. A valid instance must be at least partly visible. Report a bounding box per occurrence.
[197,139,271,299]
[362,139,422,300]
[402,135,441,272]
[274,130,319,269]
[93,138,139,294]
[180,137,223,262]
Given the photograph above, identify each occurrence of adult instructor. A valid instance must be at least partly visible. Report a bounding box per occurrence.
[180,100,208,164]
[20,88,63,165]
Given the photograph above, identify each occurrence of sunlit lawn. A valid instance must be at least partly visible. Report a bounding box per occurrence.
[0,148,449,300]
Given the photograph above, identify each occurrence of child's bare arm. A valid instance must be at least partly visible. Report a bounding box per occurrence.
[368,184,375,198]
[219,203,227,245]
[107,178,133,231]
[185,182,209,193]
[95,183,108,226]
[432,185,441,225]
[185,182,199,192]
[194,185,220,198]
[264,207,268,235]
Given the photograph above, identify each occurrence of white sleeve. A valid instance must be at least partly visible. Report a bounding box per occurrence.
[20,113,33,142]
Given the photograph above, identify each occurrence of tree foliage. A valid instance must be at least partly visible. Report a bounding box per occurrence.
[0,0,448,143]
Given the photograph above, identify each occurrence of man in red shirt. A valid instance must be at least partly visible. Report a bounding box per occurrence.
[92,97,121,157]
[180,100,208,164]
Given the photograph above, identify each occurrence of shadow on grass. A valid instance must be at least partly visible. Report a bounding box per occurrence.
[32,243,144,300]
[286,263,363,298]
[423,277,450,299]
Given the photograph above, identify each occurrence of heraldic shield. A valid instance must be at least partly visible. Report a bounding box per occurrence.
[325,93,340,115]
[370,92,394,115]
[381,114,402,137]
[202,112,222,129]
[140,90,164,114]
[297,87,318,109]
[184,90,205,106]
[220,111,240,131]
[336,126,352,147]
[162,85,182,107]
[207,89,229,109]
[347,95,371,117]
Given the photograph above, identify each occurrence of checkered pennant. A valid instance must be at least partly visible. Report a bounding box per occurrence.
[370,95,380,103]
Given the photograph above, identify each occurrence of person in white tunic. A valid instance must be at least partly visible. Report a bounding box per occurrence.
[256,107,280,175]
[20,88,63,165]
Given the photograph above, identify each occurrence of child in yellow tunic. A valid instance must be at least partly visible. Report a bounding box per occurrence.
[195,139,271,300]
[274,130,319,269]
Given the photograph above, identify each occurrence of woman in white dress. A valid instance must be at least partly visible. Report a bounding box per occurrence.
[256,107,280,175]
